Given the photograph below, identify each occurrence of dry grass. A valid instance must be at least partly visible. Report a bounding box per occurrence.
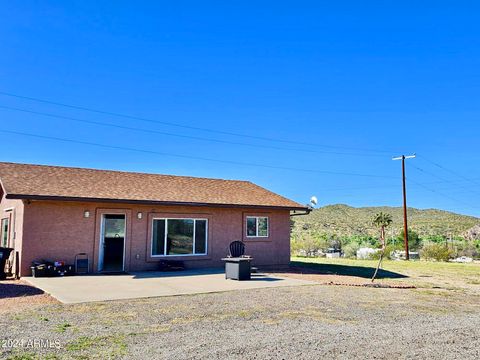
[288,257,480,293]
[2,259,480,359]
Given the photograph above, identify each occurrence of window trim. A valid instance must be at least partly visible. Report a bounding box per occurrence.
[1,217,10,248]
[151,217,209,257]
[245,216,269,238]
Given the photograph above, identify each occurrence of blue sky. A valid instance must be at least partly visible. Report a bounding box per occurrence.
[1,1,479,217]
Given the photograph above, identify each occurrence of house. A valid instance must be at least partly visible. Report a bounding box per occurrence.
[0,162,309,276]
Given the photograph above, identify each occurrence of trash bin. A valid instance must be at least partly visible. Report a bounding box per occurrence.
[0,247,14,280]
[31,264,48,278]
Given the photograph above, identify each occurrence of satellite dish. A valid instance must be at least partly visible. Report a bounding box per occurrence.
[310,196,318,207]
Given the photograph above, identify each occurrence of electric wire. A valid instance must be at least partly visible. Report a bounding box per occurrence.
[0,129,398,179]
[0,105,384,158]
[0,91,395,154]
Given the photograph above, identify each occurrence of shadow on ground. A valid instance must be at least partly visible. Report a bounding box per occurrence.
[0,281,45,298]
[289,261,408,279]
[131,269,284,282]
[131,268,224,279]
[249,274,283,282]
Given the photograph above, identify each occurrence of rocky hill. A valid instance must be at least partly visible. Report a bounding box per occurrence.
[292,204,480,239]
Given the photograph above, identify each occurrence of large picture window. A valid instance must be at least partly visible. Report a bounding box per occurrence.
[152,218,208,256]
[1,218,9,248]
[246,216,269,238]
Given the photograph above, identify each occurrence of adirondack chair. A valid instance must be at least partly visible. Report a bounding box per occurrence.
[229,240,246,258]
[223,241,252,280]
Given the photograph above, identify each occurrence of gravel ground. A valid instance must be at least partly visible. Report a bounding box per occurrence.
[0,280,57,314]
[2,283,480,360]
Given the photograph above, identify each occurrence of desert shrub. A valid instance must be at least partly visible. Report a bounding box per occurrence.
[290,238,303,256]
[386,244,404,260]
[291,232,323,257]
[423,235,447,244]
[368,248,382,260]
[342,242,360,259]
[474,240,480,250]
[368,244,403,260]
[457,242,480,259]
[420,243,454,261]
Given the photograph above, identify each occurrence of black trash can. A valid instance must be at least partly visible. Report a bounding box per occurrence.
[31,264,48,278]
[0,247,14,280]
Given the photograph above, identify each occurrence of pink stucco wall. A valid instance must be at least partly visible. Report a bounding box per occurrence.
[0,189,24,276]
[18,200,292,276]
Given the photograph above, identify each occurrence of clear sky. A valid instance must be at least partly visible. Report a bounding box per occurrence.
[1,1,479,217]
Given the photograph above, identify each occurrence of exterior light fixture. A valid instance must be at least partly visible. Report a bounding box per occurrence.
[84,210,90,218]
[137,212,143,220]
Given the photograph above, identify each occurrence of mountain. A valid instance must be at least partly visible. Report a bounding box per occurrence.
[291,204,480,239]
[464,225,480,241]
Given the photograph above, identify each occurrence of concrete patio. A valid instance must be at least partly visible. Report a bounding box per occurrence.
[25,269,316,304]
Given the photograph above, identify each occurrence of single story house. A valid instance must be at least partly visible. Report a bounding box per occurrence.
[0,162,309,277]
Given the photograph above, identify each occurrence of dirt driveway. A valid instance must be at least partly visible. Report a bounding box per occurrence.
[2,282,480,360]
[2,261,480,359]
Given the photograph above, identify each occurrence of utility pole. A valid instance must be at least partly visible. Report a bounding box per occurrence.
[393,154,416,260]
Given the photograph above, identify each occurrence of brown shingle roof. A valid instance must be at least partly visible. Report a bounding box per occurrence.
[0,162,306,210]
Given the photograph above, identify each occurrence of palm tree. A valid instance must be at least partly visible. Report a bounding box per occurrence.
[371,212,393,282]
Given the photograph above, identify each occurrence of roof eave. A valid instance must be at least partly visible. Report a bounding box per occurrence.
[6,194,309,211]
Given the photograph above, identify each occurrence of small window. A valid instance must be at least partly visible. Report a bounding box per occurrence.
[151,218,208,256]
[246,216,269,238]
[1,218,9,248]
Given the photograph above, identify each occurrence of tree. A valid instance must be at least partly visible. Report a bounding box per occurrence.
[291,232,323,257]
[371,212,393,282]
[397,229,421,249]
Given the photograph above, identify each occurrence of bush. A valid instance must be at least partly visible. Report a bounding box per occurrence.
[291,232,323,257]
[420,243,454,262]
[342,242,360,259]
[366,248,382,260]
[369,244,404,260]
[423,235,447,244]
[457,243,480,259]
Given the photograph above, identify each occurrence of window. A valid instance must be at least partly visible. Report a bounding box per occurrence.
[1,218,9,248]
[246,216,269,238]
[152,218,208,256]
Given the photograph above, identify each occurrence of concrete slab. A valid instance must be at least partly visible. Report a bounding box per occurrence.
[25,269,316,304]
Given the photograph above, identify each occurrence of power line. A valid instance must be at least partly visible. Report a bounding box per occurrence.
[0,90,395,154]
[2,126,477,211]
[0,129,398,179]
[408,178,480,211]
[417,154,480,187]
[318,179,480,192]
[0,105,384,158]
[410,163,480,197]
[0,116,465,193]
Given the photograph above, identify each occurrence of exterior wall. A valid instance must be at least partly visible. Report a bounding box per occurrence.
[0,189,25,277]
[20,200,292,276]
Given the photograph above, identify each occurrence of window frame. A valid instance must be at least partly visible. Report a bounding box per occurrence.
[245,216,269,238]
[1,217,10,248]
[151,217,208,257]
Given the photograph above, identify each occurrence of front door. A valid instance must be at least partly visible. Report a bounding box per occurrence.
[99,214,126,272]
